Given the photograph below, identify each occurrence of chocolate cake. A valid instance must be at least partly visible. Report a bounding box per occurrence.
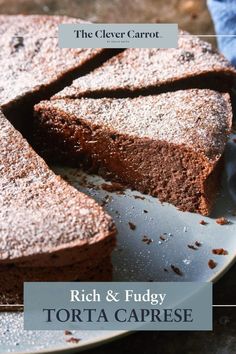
[0,14,234,305]
[0,15,120,304]
[53,32,236,99]
[34,89,232,216]
[0,109,116,304]
[0,15,118,133]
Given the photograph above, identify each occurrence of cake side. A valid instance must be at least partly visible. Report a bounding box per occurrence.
[0,110,116,265]
[0,256,112,305]
[53,32,236,100]
[34,89,232,215]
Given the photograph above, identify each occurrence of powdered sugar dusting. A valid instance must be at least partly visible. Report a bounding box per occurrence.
[44,89,232,159]
[0,15,103,107]
[54,31,236,99]
[0,111,114,262]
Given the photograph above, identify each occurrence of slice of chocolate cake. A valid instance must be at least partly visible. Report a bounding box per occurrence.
[0,15,118,133]
[0,110,116,304]
[34,89,232,216]
[0,15,118,304]
[53,32,236,99]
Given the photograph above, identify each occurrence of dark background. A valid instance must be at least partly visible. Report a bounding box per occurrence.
[1,1,236,353]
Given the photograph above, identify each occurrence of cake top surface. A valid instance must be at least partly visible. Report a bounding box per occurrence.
[37,89,232,160]
[54,32,236,99]
[0,110,114,263]
[0,15,104,108]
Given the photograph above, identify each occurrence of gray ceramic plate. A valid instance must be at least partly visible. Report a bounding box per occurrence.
[0,135,236,353]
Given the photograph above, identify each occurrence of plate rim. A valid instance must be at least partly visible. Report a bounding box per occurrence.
[6,330,130,354]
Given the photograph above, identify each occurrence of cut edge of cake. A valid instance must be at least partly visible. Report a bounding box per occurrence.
[0,109,116,304]
[33,89,233,216]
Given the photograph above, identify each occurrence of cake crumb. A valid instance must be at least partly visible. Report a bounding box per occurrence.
[160,235,166,241]
[64,330,72,336]
[195,241,202,247]
[143,209,148,213]
[128,222,136,230]
[188,244,197,250]
[199,220,207,225]
[212,248,228,255]
[101,182,125,192]
[100,194,112,206]
[142,235,153,244]
[134,195,145,200]
[208,259,217,269]
[216,217,229,225]
[171,264,183,276]
[66,337,81,344]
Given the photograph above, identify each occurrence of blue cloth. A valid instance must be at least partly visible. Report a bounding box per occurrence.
[207,0,236,67]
